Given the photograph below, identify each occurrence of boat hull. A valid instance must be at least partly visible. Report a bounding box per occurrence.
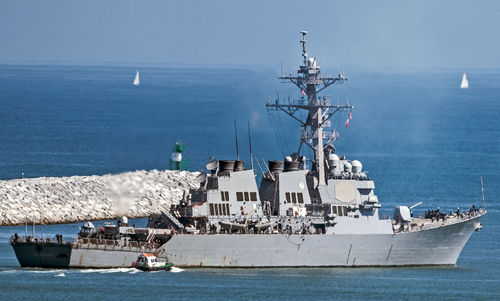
[11,241,72,268]
[164,215,483,267]
[11,240,159,269]
[11,215,482,268]
[135,263,174,272]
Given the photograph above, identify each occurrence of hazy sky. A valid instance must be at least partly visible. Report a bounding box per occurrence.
[1,0,499,69]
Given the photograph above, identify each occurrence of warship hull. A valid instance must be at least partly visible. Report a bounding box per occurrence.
[164,215,483,267]
[11,241,159,268]
[11,242,72,268]
[11,215,481,268]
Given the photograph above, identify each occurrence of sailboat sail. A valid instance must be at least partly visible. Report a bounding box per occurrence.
[460,73,468,89]
[133,71,140,86]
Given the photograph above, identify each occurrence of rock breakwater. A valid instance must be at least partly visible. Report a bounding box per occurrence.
[0,170,199,226]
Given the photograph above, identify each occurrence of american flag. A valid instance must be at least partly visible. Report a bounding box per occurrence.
[345,112,352,128]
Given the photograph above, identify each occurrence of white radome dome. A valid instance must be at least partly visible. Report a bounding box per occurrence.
[351,160,362,173]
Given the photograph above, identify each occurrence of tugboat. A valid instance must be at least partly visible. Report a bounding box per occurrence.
[133,253,174,272]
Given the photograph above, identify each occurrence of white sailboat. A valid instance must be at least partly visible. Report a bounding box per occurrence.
[133,70,140,86]
[460,73,468,89]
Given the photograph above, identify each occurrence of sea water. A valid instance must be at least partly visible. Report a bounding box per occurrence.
[0,64,498,300]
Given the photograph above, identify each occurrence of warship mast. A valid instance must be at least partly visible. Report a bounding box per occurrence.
[266,31,353,185]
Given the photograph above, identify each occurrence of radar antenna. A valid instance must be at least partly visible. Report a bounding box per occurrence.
[248,121,254,171]
[480,176,486,209]
[234,119,239,160]
[300,30,308,65]
[266,31,353,185]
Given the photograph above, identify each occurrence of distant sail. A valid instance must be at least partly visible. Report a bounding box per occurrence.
[460,73,468,89]
[133,70,140,86]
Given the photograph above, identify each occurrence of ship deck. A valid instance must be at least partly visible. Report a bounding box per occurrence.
[395,210,484,233]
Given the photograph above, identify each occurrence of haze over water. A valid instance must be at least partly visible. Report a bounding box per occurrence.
[0,65,499,300]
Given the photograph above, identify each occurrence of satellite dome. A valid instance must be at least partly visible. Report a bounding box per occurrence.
[121,216,128,225]
[344,162,352,172]
[285,156,293,162]
[328,153,339,161]
[328,154,340,168]
[351,160,362,173]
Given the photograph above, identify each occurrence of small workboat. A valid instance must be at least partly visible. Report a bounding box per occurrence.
[133,253,173,272]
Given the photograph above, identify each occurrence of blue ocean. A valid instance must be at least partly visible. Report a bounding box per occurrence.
[0,64,498,300]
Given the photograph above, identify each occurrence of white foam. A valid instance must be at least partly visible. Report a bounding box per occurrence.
[0,270,19,274]
[128,269,141,274]
[26,269,65,274]
[170,266,184,273]
[79,268,137,274]
[54,272,65,277]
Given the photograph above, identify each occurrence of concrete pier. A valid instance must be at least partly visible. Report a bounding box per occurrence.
[0,170,199,226]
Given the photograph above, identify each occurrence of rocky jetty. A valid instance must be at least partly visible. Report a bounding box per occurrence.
[0,170,199,226]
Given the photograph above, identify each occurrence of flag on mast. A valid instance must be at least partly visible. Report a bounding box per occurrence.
[345,111,352,127]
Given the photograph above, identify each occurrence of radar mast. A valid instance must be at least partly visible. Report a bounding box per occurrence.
[266,31,353,185]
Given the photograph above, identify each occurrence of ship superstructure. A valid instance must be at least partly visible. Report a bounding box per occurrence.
[151,32,484,267]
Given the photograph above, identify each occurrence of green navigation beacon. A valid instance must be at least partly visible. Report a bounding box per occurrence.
[169,141,188,171]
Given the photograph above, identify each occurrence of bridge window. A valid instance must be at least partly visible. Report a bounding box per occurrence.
[297,193,304,203]
[285,192,291,203]
[209,203,215,215]
[359,189,371,196]
[335,206,347,217]
[291,193,297,204]
[244,192,250,202]
[236,192,243,202]
[226,203,230,215]
[220,191,230,201]
[215,203,219,215]
[250,192,257,202]
[331,206,337,215]
[221,203,226,215]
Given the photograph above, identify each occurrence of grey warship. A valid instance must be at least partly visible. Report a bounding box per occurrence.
[11,31,485,268]
[155,31,485,267]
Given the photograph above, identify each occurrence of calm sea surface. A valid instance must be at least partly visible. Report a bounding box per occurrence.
[0,64,499,300]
